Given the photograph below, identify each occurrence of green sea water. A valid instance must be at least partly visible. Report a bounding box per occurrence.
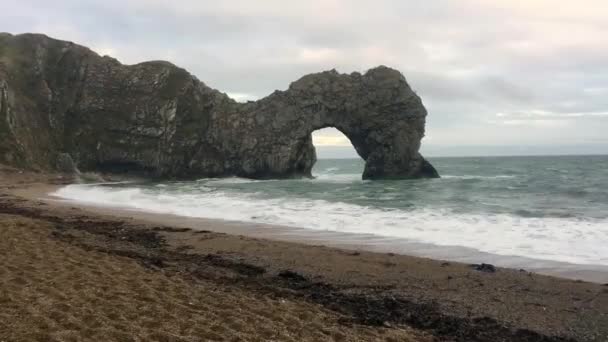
[53,155,608,266]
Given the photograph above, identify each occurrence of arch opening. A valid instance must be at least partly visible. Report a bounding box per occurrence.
[312,127,362,160]
[310,127,365,178]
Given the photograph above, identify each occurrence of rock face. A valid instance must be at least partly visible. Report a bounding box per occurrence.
[55,153,80,175]
[0,33,438,179]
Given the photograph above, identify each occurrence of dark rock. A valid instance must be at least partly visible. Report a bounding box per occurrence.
[55,153,80,174]
[0,33,438,180]
[470,263,497,273]
[203,254,266,276]
[278,270,308,282]
[151,226,192,233]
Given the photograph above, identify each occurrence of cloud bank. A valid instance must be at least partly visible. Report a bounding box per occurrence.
[4,0,608,155]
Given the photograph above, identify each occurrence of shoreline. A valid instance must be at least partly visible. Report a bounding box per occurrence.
[33,183,608,284]
[1,168,608,341]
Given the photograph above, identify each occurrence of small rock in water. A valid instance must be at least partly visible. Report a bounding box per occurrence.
[470,263,497,273]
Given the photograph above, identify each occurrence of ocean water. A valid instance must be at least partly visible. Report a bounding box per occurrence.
[52,155,608,266]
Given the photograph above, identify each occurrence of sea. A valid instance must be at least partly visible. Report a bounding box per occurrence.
[52,155,608,269]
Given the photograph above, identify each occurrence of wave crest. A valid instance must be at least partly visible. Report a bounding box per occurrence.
[52,183,608,266]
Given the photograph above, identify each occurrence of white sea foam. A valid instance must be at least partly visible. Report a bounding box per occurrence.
[312,173,362,183]
[203,177,266,185]
[52,183,608,266]
[441,175,516,180]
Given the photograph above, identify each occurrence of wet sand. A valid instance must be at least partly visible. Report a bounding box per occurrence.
[37,192,608,285]
[1,166,607,341]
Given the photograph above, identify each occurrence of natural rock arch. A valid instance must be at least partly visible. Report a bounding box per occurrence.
[223,67,439,179]
[0,33,439,180]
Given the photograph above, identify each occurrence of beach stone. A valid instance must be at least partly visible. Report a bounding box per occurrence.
[278,270,308,283]
[470,263,497,273]
[0,33,438,180]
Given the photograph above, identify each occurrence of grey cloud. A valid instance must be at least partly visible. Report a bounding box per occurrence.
[3,0,608,154]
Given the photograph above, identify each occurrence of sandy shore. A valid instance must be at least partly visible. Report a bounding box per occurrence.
[37,187,608,285]
[1,166,607,341]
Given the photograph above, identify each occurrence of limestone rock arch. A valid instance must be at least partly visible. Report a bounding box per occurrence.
[219,66,439,179]
[0,33,439,180]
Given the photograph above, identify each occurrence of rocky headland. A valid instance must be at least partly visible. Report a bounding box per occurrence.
[0,32,438,180]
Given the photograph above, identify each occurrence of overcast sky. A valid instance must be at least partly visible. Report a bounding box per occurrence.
[4,0,608,157]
